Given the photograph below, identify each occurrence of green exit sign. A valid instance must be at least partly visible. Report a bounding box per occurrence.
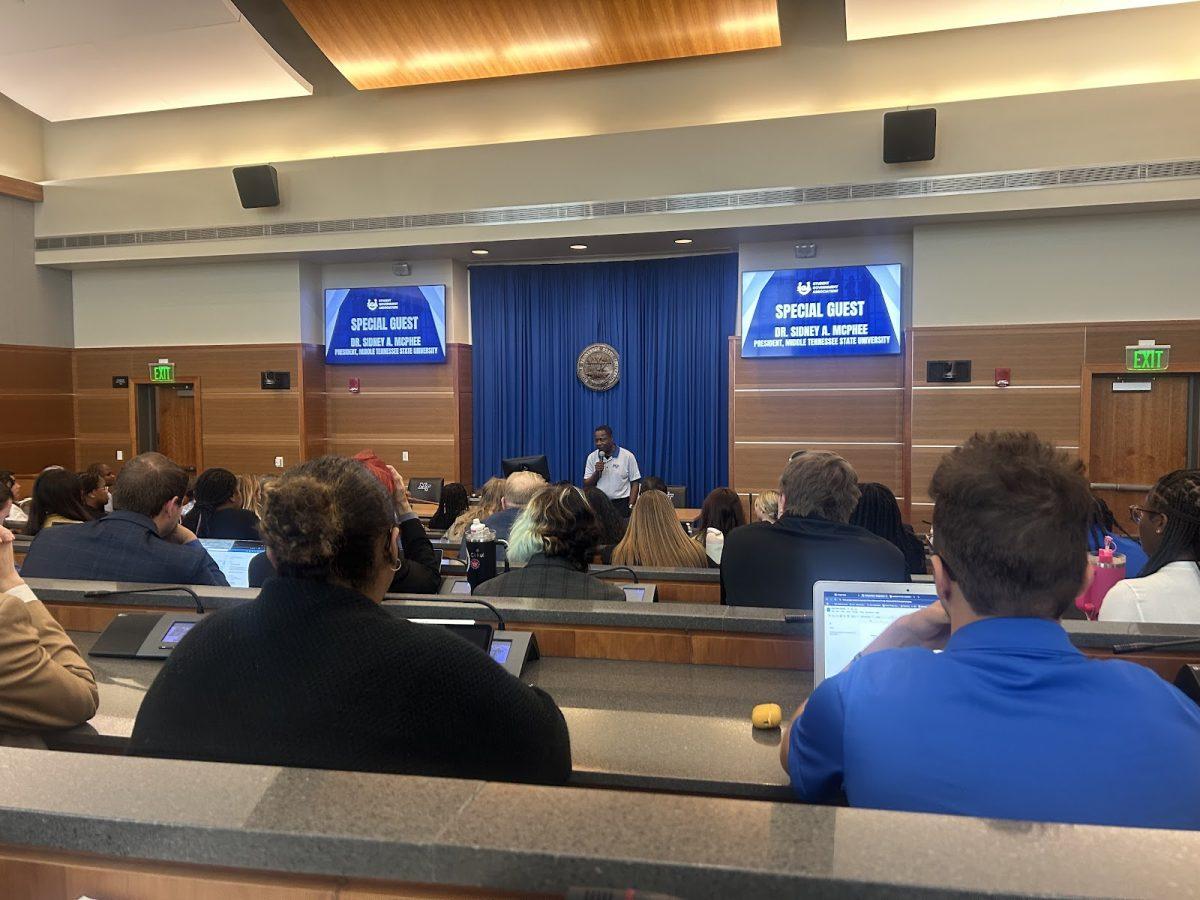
[149,362,176,383]
[1125,345,1170,373]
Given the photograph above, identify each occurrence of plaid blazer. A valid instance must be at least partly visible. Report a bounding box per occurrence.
[476,553,625,602]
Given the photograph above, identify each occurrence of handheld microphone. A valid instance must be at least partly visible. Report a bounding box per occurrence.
[82,585,206,615]
[598,450,608,464]
[592,566,638,584]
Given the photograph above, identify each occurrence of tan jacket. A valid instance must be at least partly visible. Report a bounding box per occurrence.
[0,583,98,733]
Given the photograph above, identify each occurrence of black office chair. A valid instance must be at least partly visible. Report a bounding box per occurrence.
[664,485,687,509]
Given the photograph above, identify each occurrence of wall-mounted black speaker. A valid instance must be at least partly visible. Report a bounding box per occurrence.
[233,165,280,209]
[260,371,291,390]
[883,108,936,164]
[926,360,972,383]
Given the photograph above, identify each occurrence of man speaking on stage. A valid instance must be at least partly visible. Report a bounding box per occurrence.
[583,424,641,517]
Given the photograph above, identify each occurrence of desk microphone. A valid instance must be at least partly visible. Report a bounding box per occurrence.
[1112,636,1200,655]
[82,585,206,615]
[592,566,638,584]
[440,597,506,630]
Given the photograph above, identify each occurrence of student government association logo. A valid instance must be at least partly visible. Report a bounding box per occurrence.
[577,343,620,392]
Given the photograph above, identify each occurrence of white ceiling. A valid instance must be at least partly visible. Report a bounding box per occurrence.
[845,0,1199,39]
[0,0,311,121]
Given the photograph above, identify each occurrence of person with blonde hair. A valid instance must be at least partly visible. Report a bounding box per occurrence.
[753,490,780,524]
[447,477,504,543]
[613,489,710,569]
[130,455,571,784]
[478,482,624,601]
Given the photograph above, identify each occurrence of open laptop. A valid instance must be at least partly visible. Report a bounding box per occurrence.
[198,538,264,589]
[812,581,938,688]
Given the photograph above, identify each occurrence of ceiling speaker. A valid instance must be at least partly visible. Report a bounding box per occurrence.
[883,109,936,164]
[232,165,280,209]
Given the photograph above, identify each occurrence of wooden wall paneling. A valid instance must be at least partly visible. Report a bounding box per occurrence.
[595,578,721,604]
[911,325,1086,386]
[728,337,737,486]
[690,634,813,669]
[202,394,301,436]
[326,438,457,477]
[1084,321,1200,368]
[735,389,903,442]
[299,344,327,460]
[326,393,455,435]
[324,361,454,392]
[453,345,473,488]
[910,387,1081,445]
[0,345,75,473]
[731,340,905,388]
[901,329,914,519]
[572,627,693,664]
[734,443,903,494]
[74,347,137,470]
[202,439,303,474]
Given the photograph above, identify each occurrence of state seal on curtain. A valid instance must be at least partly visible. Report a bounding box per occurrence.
[576,343,620,392]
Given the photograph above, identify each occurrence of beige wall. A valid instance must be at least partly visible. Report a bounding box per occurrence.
[0,196,71,346]
[38,2,1200,182]
[0,94,43,183]
[72,261,304,347]
[913,209,1200,325]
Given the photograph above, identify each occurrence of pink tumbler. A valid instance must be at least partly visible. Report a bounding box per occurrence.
[1075,536,1126,620]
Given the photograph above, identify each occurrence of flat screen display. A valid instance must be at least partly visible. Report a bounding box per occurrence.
[198,539,262,589]
[451,579,472,595]
[622,587,647,602]
[488,640,512,664]
[819,589,935,682]
[741,265,902,358]
[162,620,196,645]
[324,285,447,365]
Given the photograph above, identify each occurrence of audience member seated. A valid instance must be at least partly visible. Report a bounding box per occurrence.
[85,463,117,513]
[129,455,571,784]
[250,452,440,595]
[849,483,927,576]
[0,524,98,746]
[721,452,907,609]
[475,472,547,545]
[448,476,504,543]
[0,481,12,522]
[477,483,625,601]
[78,471,110,520]
[236,473,269,521]
[20,452,228,586]
[1099,469,1200,623]
[181,468,261,540]
[782,432,1200,830]
[584,486,626,564]
[692,487,746,564]
[1088,495,1147,578]
[1,470,28,526]
[638,476,668,496]
[26,469,92,535]
[753,489,780,524]
[429,481,469,530]
[612,489,709,569]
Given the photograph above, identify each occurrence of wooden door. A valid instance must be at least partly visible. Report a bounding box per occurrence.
[155,384,199,473]
[1088,374,1190,533]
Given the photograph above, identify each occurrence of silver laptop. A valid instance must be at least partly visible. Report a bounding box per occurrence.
[812,581,938,688]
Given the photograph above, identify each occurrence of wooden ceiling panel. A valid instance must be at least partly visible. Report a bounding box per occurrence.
[282,0,781,89]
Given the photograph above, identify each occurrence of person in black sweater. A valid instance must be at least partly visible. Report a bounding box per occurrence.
[849,482,928,577]
[246,464,440,594]
[129,455,571,784]
[181,467,261,541]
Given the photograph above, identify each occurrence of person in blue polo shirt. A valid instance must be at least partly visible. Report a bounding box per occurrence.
[781,431,1200,830]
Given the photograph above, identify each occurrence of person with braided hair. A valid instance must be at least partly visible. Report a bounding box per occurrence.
[181,467,261,541]
[1100,469,1200,623]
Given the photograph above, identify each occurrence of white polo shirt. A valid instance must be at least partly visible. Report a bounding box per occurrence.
[584,446,641,500]
[1099,562,1200,624]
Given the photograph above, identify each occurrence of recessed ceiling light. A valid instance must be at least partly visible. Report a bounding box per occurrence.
[569,243,588,250]
[471,248,490,255]
[674,238,693,245]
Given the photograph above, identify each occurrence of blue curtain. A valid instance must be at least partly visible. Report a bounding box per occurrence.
[471,254,737,501]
